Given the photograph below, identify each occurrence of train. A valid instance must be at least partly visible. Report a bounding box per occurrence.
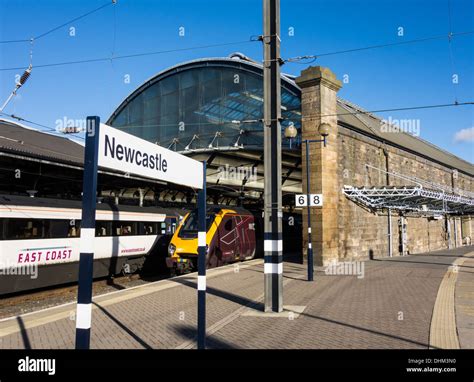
[166,206,303,274]
[0,194,303,294]
[0,194,184,295]
[166,207,256,274]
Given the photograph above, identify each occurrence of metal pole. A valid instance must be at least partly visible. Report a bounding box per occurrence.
[388,208,393,257]
[263,0,283,312]
[75,116,100,349]
[453,218,458,248]
[197,161,207,349]
[446,216,452,249]
[305,140,314,281]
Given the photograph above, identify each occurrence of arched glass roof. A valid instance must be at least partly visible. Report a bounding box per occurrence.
[107,57,302,151]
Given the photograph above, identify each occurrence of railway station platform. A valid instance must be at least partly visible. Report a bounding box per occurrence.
[1,246,473,349]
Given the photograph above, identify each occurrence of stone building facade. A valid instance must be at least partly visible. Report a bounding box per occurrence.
[297,66,474,266]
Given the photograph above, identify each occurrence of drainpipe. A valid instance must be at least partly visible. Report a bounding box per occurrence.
[384,148,392,257]
[388,208,393,257]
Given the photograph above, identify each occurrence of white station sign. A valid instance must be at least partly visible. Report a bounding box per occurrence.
[295,194,323,207]
[98,123,203,189]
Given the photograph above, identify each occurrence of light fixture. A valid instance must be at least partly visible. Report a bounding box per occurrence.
[318,122,331,137]
[284,123,298,139]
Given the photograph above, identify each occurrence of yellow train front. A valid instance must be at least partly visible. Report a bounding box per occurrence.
[166,207,256,274]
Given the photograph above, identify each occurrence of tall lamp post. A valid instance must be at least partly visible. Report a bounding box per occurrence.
[287,122,330,281]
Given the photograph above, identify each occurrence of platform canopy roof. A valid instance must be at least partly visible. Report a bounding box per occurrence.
[343,185,474,215]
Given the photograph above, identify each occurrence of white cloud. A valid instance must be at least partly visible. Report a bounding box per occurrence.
[454,127,474,143]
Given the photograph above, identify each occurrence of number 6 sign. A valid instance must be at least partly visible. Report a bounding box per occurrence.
[295,194,323,207]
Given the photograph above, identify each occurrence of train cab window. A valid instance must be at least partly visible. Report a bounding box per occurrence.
[6,219,44,240]
[178,211,216,238]
[160,222,166,235]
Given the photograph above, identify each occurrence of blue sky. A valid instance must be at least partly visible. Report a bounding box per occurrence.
[0,0,473,162]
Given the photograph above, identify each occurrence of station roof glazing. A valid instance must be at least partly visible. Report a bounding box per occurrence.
[107,56,473,178]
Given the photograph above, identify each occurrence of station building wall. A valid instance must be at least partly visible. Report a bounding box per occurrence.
[337,127,474,261]
[297,65,474,265]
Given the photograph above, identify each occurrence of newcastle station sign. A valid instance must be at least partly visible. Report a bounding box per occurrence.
[98,123,203,189]
[75,116,207,350]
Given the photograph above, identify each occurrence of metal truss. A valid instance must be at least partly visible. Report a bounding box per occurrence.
[343,185,474,215]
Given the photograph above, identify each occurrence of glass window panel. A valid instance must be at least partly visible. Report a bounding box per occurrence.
[109,65,302,151]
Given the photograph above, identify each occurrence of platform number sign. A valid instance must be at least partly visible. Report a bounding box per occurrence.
[295,194,323,207]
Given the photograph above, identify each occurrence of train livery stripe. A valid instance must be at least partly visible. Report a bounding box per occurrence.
[0,206,167,222]
[76,303,92,329]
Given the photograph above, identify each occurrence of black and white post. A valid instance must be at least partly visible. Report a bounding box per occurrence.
[197,161,207,349]
[75,116,100,349]
[263,0,283,312]
[304,140,314,281]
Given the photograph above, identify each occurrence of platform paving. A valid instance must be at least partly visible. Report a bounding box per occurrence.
[0,246,473,349]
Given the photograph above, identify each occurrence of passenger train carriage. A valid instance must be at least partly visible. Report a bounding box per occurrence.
[0,194,184,295]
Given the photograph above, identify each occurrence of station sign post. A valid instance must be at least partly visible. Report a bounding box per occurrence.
[75,116,100,349]
[75,116,205,349]
[197,161,207,349]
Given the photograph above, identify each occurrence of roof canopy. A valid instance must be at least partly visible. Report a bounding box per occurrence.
[343,185,474,215]
[107,55,474,177]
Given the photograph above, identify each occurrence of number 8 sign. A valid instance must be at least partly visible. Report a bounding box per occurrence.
[295,194,323,207]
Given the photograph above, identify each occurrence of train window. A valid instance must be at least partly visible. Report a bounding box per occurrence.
[96,221,111,237]
[68,220,81,237]
[112,221,137,236]
[5,219,44,240]
[160,222,166,234]
[178,211,216,238]
[140,222,157,235]
[47,220,70,239]
[224,218,234,232]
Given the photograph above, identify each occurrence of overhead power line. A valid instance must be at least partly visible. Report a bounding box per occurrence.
[0,1,115,44]
[0,39,259,72]
[284,30,474,63]
[301,101,474,121]
[0,112,85,140]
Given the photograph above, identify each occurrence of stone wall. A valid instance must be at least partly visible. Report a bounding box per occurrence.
[297,65,473,264]
[337,126,474,260]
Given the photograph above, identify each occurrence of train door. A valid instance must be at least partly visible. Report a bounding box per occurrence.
[233,215,246,259]
[240,214,256,260]
[244,215,257,259]
[218,215,236,262]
